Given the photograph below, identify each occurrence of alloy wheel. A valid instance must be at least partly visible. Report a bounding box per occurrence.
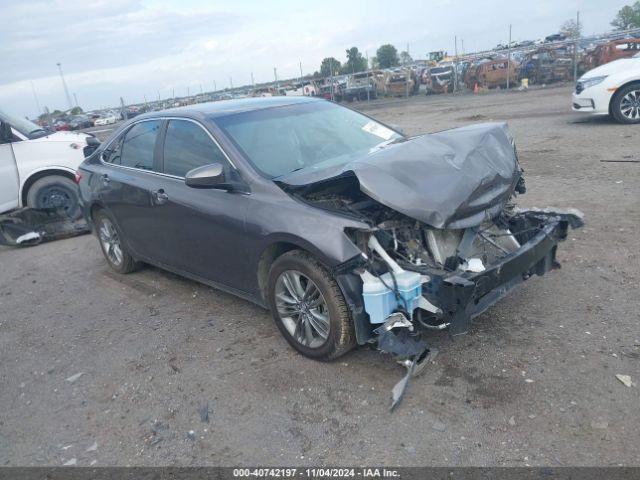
[620,89,640,121]
[98,217,123,266]
[275,270,330,348]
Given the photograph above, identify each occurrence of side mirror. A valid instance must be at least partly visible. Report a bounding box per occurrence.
[185,163,229,189]
[0,122,12,143]
[83,136,101,158]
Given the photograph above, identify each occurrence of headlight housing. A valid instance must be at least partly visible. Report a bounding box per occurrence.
[579,75,608,91]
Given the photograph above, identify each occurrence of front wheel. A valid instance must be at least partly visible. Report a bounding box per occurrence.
[611,83,640,124]
[267,250,355,361]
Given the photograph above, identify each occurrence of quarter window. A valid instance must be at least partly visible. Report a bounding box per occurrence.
[163,120,228,177]
[119,120,161,171]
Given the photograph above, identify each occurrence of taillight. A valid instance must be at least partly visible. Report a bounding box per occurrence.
[74,170,83,184]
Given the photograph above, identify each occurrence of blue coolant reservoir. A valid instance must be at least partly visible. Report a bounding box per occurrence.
[360,270,422,324]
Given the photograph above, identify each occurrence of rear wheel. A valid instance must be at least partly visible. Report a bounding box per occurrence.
[611,83,640,124]
[26,175,81,219]
[267,250,355,361]
[94,209,139,274]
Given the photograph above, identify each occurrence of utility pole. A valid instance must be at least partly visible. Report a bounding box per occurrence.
[454,35,459,92]
[30,80,42,115]
[274,67,279,92]
[187,86,190,98]
[229,76,233,89]
[573,11,580,83]
[506,24,512,90]
[461,39,464,55]
[213,80,217,92]
[56,62,74,111]
[299,61,303,82]
[251,72,255,87]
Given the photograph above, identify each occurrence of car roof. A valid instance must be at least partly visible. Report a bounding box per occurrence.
[140,96,322,121]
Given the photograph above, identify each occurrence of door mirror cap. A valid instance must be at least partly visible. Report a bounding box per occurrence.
[185,163,229,189]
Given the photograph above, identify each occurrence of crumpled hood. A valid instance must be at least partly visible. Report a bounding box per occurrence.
[279,122,522,229]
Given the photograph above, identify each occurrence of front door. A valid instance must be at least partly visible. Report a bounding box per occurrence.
[151,119,251,291]
[0,124,20,213]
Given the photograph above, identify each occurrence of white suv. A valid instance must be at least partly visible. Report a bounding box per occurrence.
[0,108,92,217]
[572,53,640,124]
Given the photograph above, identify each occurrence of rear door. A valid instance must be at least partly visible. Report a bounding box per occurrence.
[0,126,20,213]
[98,119,167,259]
[151,118,251,290]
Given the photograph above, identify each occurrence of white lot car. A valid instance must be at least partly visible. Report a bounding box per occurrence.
[0,108,91,217]
[94,114,118,126]
[572,52,640,124]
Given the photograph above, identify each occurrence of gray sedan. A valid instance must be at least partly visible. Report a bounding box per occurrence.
[77,97,582,366]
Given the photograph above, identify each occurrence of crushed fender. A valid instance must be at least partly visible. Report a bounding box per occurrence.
[0,208,89,247]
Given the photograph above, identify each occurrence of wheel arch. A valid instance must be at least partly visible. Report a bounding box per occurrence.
[608,79,640,116]
[20,168,76,207]
[257,241,311,303]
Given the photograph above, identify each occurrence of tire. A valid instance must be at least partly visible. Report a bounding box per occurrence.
[26,175,81,219]
[266,250,355,361]
[93,209,140,274]
[611,83,640,124]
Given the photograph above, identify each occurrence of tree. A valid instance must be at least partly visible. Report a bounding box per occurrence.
[370,56,379,69]
[611,2,640,30]
[70,106,83,115]
[343,47,367,74]
[399,50,413,66]
[320,57,341,77]
[560,19,582,39]
[376,44,399,69]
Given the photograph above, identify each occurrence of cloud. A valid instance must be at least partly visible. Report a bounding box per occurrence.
[0,0,631,117]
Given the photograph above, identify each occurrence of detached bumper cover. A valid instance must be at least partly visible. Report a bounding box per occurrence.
[423,209,583,335]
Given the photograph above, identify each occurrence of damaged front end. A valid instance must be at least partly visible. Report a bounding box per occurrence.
[277,122,583,408]
[345,204,582,409]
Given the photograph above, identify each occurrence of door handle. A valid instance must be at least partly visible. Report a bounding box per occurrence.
[152,188,169,205]
[101,174,110,185]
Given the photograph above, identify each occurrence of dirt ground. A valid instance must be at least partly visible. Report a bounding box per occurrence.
[1,86,638,467]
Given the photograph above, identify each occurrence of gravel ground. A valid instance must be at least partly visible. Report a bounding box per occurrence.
[1,85,638,467]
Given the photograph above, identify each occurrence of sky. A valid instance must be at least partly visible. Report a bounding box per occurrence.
[0,0,631,118]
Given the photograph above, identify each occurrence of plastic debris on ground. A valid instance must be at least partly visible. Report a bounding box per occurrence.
[0,208,89,247]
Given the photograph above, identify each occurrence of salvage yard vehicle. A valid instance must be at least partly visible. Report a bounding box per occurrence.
[580,38,640,73]
[385,69,417,96]
[466,59,519,89]
[425,63,455,94]
[0,108,93,217]
[573,52,640,124]
[519,48,573,85]
[94,114,118,126]
[78,96,582,378]
[343,72,378,101]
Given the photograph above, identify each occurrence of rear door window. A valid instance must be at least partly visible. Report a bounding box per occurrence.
[162,120,228,177]
[119,120,161,171]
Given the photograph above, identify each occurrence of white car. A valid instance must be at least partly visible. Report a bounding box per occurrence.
[0,108,92,217]
[572,52,640,124]
[94,114,117,126]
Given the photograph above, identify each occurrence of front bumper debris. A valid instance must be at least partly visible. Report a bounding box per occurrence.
[0,208,89,247]
[422,209,583,336]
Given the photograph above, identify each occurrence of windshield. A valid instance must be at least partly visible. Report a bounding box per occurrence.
[0,107,45,137]
[214,101,403,178]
